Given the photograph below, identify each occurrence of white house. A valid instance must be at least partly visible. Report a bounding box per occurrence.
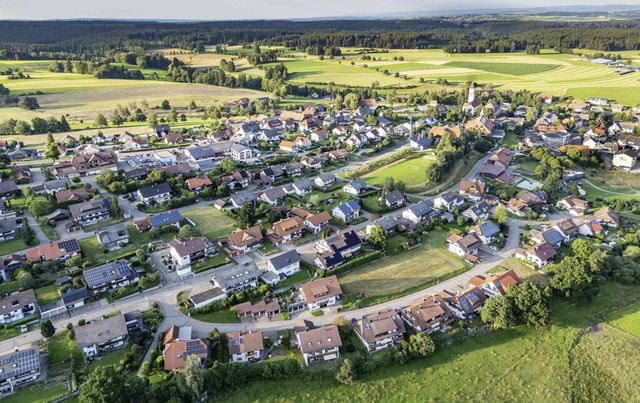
[612,148,638,170]
[227,329,263,363]
[297,325,342,366]
[299,275,342,310]
[138,182,172,205]
[0,290,37,325]
[75,315,130,357]
[266,250,301,278]
[434,192,465,212]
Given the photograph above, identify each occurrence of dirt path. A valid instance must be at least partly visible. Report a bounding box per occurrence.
[583,178,640,196]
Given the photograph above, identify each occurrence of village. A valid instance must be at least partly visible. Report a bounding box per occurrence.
[0,81,638,400]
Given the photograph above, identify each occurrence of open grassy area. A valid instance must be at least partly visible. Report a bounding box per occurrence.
[446,61,559,76]
[0,237,38,256]
[35,284,60,306]
[340,230,467,299]
[494,257,550,286]
[228,282,640,402]
[87,341,134,373]
[2,383,70,403]
[608,300,640,339]
[362,152,436,187]
[191,309,240,324]
[48,331,72,366]
[181,205,237,240]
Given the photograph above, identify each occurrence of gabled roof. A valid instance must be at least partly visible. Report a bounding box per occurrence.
[345,178,367,192]
[297,326,342,354]
[471,221,500,238]
[407,199,434,217]
[138,182,171,198]
[300,275,342,304]
[227,329,264,355]
[384,190,404,205]
[269,250,301,270]
[225,226,263,247]
[148,210,182,228]
[169,237,206,257]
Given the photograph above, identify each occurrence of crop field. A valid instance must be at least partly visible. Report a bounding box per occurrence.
[181,205,237,241]
[361,153,436,187]
[340,230,465,297]
[445,61,559,76]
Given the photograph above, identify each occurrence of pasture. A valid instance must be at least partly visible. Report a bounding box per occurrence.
[181,205,237,240]
[339,230,466,298]
[361,152,436,187]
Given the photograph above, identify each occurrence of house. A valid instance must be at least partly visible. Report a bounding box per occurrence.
[556,195,588,216]
[75,315,129,357]
[0,348,41,394]
[96,224,130,251]
[12,167,31,184]
[279,140,296,153]
[211,263,262,294]
[401,295,454,334]
[301,155,324,170]
[259,187,287,206]
[138,182,172,205]
[552,218,579,242]
[462,202,492,222]
[515,190,546,207]
[123,138,149,151]
[229,143,254,161]
[314,230,362,270]
[185,146,217,162]
[328,149,349,162]
[409,134,432,151]
[488,147,512,168]
[434,192,464,212]
[68,198,111,226]
[314,173,336,190]
[294,136,312,149]
[0,217,18,241]
[465,116,494,137]
[153,124,171,137]
[612,148,638,170]
[530,228,565,249]
[383,190,404,209]
[163,325,209,371]
[221,170,251,189]
[188,287,226,309]
[332,200,361,223]
[469,270,522,298]
[228,190,258,209]
[469,221,500,244]
[50,152,118,178]
[447,232,482,261]
[164,132,184,145]
[346,133,367,149]
[402,199,436,225]
[267,250,301,278]
[234,301,280,318]
[440,288,487,319]
[258,166,285,184]
[218,226,263,255]
[297,325,342,366]
[54,188,92,204]
[82,260,139,293]
[594,206,620,228]
[458,179,486,201]
[366,216,400,236]
[354,309,406,352]
[514,243,557,268]
[0,180,18,199]
[299,275,342,310]
[0,290,37,325]
[160,162,194,176]
[134,210,183,232]
[292,178,313,196]
[61,287,90,310]
[343,178,368,195]
[283,162,303,178]
[227,329,264,363]
[185,176,213,193]
[506,198,529,217]
[0,254,23,282]
[269,217,306,245]
[169,237,207,267]
[311,129,329,142]
[303,211,332,234]
[24,239,81,263]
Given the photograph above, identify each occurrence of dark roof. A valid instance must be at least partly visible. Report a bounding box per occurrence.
[0,180,18,194]
[61,287,90,304]
[83,260,135,289]
[138,182,171,198]
[407,199,434,217]
[0,348,40,383]
[149,210,182,227]
[269,250,301,270]
[409,134,432,148]
[186,146,216,160]
[384,190,404,205]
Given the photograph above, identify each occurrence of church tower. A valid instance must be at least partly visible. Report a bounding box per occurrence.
[468,82,476,104]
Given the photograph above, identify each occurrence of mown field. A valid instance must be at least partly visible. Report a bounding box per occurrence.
[361,153,436,187]
[227,282,640,402]
[181,205,237,240]
[340,230,466,298]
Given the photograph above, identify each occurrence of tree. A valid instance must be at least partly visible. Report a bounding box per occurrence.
[20,97,39,110]
[549,257,598,301]
[110,195,121,218]
[481,296,516,329]
[344,93,359,110]
[17,270,35,290]
[181,355,205,398]
[382,177,395,194]
[493,205,507,225]
[473,138,493,153]
[44,133,60,160]
[368,225,387,250]
[80,365,148,403]
[28,200,52,217]
[219,157,236,174]
[335,358,357,385]
[20,217,36,245]
[237,202,256,228]
[40,320,56,339]
[509,281,551,328]
[395,180,406,194]
[147,113,158,128]
[168,108,178,122]
[178,225,201,239]
[93,113,108,127]
[161,100,171,110]
[408,333,436,358]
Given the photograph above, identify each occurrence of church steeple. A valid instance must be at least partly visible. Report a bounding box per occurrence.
[468,82,476,104]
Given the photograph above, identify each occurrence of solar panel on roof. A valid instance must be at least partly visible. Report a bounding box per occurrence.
[468,293,481,304]
[233,338,244,346]
[58,239,79,252]
[460,297,470,311]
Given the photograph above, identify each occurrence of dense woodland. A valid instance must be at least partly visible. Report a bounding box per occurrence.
[1,18,640,61]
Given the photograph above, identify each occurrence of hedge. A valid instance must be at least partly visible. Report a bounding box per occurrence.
[328,250,384,276]
[342,148,412,179]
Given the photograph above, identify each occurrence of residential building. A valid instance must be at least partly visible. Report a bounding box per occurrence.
[75,315,129,357]
[0,254,22,282]
[54,188,92,204]
[343,178,368,195]
[0,348,41,393]
[299,275,342,310]
[366,216,400,236]
[12,167,31,185]
[296,325,342,365]
[488,147,513,168]
[384,190,405,209]
[228,190,258,209]
[409,134,432,150]
[169,237,207,267]
[612,148,638,170]
[429,125,463,141]
[292,178,313,196]
[221,170,251,189]
[530,228,564,249]
[229,143,254,161]
[332,200,361,223]
[354,309,406,352]
[314,230,362,270]
[134,210,182,232]
[50,152,118,178]
[447,232,482,261]
[82,260,139,293]
[458,179,486,201]
[24,239,81,263]
[228,329,264,363]
[402,296,454,334]
[211,263,262,294]
[462,202,492,222]
[188,287,226,309]
[61,287,90,310]
[0,290,37,325]
[234,301,281,318]
[163,325,209,371]
[138,182,172,205]
[185,176,213,193]
[556,195,588,216]
[259,187,287,206]
[402,199,437,225]
[218,226,263,255]
[314,173,337,190]
[594,206,620,228]
[68,198,111,226]
[303,210,332,234]
[266,250,301,278]
[96,224,130,251]
[469,221,501,244]
[269,217,306,245]
[552,218,579,242]
[514,243,557,268]
[440,288,487,320]
[469,270,522,298]
[0,181,18,199]
[0,217,18,242]
[434,192,465,212]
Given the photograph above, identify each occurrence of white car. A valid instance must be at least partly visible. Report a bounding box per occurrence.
[20,325,27,333]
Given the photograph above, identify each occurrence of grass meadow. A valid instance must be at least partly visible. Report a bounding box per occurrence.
[361,152,436,187]
[181,205,237,241]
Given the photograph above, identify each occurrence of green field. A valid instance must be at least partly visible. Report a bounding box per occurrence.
[608,301,640,338]
[181,205,237,240]
[340,230,467,299]
[494,257,550,286]
[0,237,38,256]
[2,383,70,403]
[35,284,60,306]
[362,153,436,187]
[446,61,559,75]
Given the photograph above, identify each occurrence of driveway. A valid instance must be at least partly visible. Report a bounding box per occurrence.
[23,210,49,243]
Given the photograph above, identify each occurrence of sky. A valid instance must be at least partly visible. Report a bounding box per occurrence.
[0,0,638,20]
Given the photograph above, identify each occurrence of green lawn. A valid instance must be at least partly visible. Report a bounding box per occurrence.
[82,216,127,232]
[1,383,70,403]
[182,206,237,240]
[48,331,72,366]
[446,61,559,75]
[494,257,550,286]
[35,284,60,306]
[275,269,313,290]
[79,225,173,265]
[362,153,436,187]
[87,341,134,373]
[0,237,38,256]
[501,131,522,148]
[608,301,640,339]
[191,309,240,324]
[191,253,231,274]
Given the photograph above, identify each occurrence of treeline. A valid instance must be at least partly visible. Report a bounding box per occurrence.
[49,60,144,80]
[0,116,70,135]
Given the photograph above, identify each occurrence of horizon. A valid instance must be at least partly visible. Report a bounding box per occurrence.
[0,1,640,21]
